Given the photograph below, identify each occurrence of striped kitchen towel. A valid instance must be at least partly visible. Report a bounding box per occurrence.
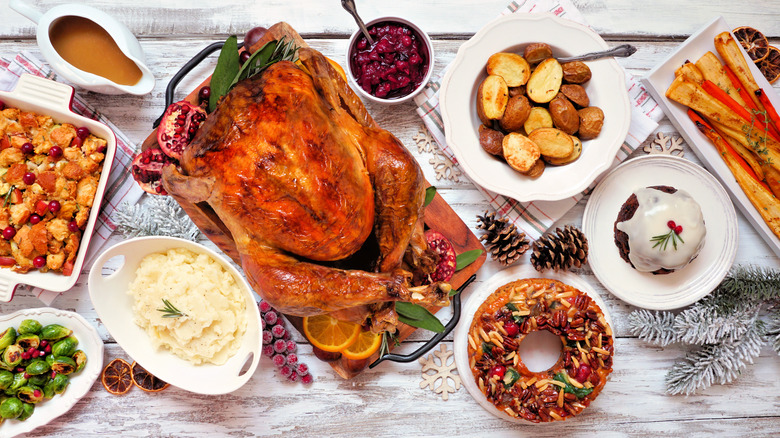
[414,0,663,239]
[0,52,145,305]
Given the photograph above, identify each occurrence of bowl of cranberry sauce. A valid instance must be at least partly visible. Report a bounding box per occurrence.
[346,17,434,104]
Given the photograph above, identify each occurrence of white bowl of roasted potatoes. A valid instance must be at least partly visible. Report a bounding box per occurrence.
[440,13,631,202]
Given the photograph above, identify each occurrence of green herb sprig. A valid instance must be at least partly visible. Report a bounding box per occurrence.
[157,299,186,318]
[651,228,684,251]
[3,185,15,207]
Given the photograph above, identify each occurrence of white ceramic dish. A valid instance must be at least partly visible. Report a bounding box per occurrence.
[0,74,117,302]
[641,16,780,257]
[87,236,262,395]
[440,13,631,202]
[582,155,738,310]
[0,307,103,438]
[345,16,435,105]
[453,264,613,423]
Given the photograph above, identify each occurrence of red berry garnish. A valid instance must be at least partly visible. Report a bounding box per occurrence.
[489,365,506,379]
[22,172,36,185]
[263,310,278,325]
[279,365,293,377]
[675,225,683,234]
[21,351,30,360]
[76,127,90,139]
[273,339,287,353]
[33,256,46,268]
[29,214,41,225]
[286,353,298,366]
[198,86,211,104]
[272,354,286,367]
[504,321,520,338]
[21,142,34,154]
[262,330,273,345]
[31,350,39,358]
[575,364,592,383]
[301,373,314,384]
[48,200,61,213]
[296,363,309,375]
[44,344,51,353]
[71,136,83,148]
[667,220,676,229]
[259,301,272,313]
[262,345,274,357]
[40,340,48,347]
[33,389,41,398]
[68,221,80,232]
[49,146,63,159]
[271,324,286,338]
[0,100,4,110]
[286,339,296,353]
[2,226,16,240]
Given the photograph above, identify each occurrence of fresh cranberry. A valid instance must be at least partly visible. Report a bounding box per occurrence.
[198,86,211,104]
[33,256,46,268]
[667,220,676,229]
[504,321,520,337]
[0,100,4,111]
[71,136,83,148]
[489,365,506,379]
[29,214,41,225]
[68,221,80,232]
[48,200,61,213]
[675,225,683,234]
[575,364,592,383]
[21,142,34,154]
[76,127,90,139]
[22,172,36,185]
[2,226,16,240]
[49,146,63,159]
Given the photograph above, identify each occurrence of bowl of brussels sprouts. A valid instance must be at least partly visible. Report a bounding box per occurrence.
[0,307,102,437]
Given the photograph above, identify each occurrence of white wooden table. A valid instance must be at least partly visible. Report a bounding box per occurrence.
[1,1,780,436]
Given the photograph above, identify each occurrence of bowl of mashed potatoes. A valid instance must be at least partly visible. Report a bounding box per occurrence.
[87,236,261,394]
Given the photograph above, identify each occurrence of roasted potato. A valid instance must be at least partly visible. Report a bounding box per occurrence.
[562,61,592,84]
[509,85,527,97]
[477,75,509,125]
[499,95,532,132]
[544,135,582,165]
[523,43,553,65]
[578,106,605,140]
[528,127,575,158]
[523,157,545,178]
[527,58,563,103]
[502,132,540,173]
[523,107,554,134]
[478,125,505,156]
[549,94,580,135]
[487,53,531,87]
[560,84,589,108]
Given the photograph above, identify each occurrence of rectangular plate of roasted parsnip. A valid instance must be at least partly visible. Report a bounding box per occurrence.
[642,16,780,257]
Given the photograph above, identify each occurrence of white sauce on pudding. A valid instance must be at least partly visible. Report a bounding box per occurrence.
[616,188,706,272]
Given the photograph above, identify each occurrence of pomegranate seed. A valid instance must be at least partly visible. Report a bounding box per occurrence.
[40,340,48,347]
[29,214,41,225]
[504,321,520,337]
[44,344,51,353]
[667,220,676,229]
[21,142,34,154]
[33,389,41,398]
[198,86,211,104]
[51,371,57,379]
[49,146,63,159]
[31,350,39,358]
[23,373,30,379]
[489,365,506,379]
[76,127,90,139]
[21,351,31,360]
[22,172,36,185]
[2,226,16,240]
[15,367,24,373]
[33,256,46,268]
[68,221,80,232]
[675,225,683,234]
[49,200,61,213]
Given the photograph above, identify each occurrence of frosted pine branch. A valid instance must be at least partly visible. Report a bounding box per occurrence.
[114,196,201,241]
[766,311,780,355]
[665,321,765,396]
[628,309,677,346]
[673,305,758,345]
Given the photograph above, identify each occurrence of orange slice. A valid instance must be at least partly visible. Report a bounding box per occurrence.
[303,314,361,352]
[341,330,382,360]
[131,361,170,392]
[757,45,780,84]
[101,358,133,395]
[733,26,770,63]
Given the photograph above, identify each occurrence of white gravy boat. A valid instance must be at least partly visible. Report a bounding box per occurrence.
[9,0,155,95]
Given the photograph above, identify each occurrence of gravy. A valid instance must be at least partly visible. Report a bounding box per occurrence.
[49,16,142,86]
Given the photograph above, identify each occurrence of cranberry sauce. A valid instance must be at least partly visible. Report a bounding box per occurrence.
[350,21,430,99]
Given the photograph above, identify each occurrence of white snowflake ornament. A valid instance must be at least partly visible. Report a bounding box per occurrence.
[644,132,685,157]
[419,344,461,401]
[413,130,436,153]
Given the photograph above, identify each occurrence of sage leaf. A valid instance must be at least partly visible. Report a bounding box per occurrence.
[397,314,445,333]
[456,249,484,270]
[424,186,437,206]
[395,302,445,333]
[209,35,239,112]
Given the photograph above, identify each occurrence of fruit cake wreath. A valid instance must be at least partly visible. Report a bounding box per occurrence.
[466,278,613,423]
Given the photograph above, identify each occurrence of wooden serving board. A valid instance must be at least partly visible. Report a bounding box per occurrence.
[140,22,486,378]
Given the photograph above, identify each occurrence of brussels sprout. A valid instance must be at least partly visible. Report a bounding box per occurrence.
[27,374,48,387]
[7,372,27,394]
[72,350,87,373]
[45,354,55,366]
[25,359,50,376]
[0,327,16,350]
[0,359,12,372]
[16,385,43,404]
[50,357,76,375]
[42,381,55,399]
[52,336,78,357]
[0,397,22,419]
[0,370,12,391]
[16,333,40,350]
[17,319,42,336]
[2,345,23,367]
[49,373,69,394]
[40,324,72,342]
[17,402,34,421]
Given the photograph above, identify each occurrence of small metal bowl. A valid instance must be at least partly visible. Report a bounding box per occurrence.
[345,16,435,105]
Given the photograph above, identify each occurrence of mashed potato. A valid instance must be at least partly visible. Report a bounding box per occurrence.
[128,247,247,365]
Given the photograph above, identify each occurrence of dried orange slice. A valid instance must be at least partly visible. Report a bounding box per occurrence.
[733,26,770,62]
[758,45,780,84]
[341,329,382,360]
[101,358,133,395]
[303,314,361,353]
[131,361,170,392]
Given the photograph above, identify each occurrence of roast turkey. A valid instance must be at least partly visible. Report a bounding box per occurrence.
[162,48,449,332]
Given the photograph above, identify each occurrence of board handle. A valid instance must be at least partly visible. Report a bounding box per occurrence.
[9,74,74,111]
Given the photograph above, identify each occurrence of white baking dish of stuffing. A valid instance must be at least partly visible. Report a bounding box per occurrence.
[0,74,116,301]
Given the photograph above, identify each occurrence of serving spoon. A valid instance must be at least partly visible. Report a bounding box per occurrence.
[341,0,374,46]
[557,44,637,63]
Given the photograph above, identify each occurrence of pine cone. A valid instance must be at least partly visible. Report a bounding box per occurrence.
[476,211,530,265]
[530,225,589,272]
